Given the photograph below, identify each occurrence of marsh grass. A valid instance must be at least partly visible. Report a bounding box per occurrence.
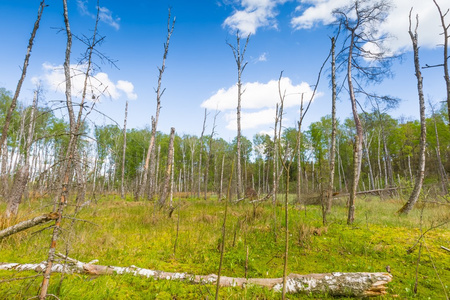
[0,194,448,299]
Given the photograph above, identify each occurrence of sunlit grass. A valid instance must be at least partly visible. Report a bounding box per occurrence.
[0,193,448,299]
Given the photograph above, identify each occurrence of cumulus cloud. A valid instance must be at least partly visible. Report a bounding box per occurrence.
[202,77,320,130]
[77,0,120,30]
[291,0,450,53]
[35,62,137,101]
[223,0,287,35]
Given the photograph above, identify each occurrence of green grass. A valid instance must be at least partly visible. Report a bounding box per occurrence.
[0,194,448,299]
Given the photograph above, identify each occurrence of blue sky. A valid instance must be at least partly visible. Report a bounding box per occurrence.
[0,0,449,142]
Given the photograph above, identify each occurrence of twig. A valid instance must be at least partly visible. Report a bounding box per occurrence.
[0,274,41,283]
[441,246,450,253]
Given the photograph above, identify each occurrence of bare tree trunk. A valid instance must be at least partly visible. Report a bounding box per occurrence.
[228,32,250,200]
[40,1,75,297]
[5,88,38,218]
[399,11,426,215]
[324,36,337,224]
[159,127,175,207]
[121,101,128,199]
[138,10,175,200]
[431,107,448,194]
[348,135,359,224]
[0,1,45,159]
[219,154,225,201]
[363,133,375,190]
[432,0,450,130]
[198,109,207,198]
[205,111,218,200]
[347,28,363,225]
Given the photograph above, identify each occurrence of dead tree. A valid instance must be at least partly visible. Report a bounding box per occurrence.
[138,10,175,200]
[333,0,393,224]
[5,88,39,219]
[198,109,207,198]
[323,36,337,225]
[121,100,128,199]
[159,127,175,207]
[399,10,426,215]
[227,31,250,200]
[40,0,105,296]
[205,111,219,200]
[429,101,448,194]
[430,0,450,130]
[0,1,45,162]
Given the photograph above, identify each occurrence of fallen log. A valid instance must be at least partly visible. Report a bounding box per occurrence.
[0,213,59,240]
[0,256,393,297]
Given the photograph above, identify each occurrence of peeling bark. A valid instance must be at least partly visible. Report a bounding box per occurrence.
[0,260,392,297]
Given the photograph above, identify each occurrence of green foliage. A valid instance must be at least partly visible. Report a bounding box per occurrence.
[0,195,448,299]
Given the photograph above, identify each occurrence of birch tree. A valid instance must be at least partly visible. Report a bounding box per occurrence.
[399,10,426,214]
[227,31,250,200]
[333,0,394,224]
[138,10,175,200]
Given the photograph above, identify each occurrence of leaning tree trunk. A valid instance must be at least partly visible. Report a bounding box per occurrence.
[399,11,426,215]
[0,1,45,160]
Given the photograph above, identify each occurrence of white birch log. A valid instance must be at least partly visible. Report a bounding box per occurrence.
[0,257,392,297]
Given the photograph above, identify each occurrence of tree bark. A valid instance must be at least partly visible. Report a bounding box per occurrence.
[0,1,45,159]
[432,0,450,131]
[324,36,337,224]
[0,213,59,240]
[0,260,392,297]
[158,127,175,207]
[139,10,175,200]
[198,109,207,198]
[399,11,426,215]
[228,32,250,200]
[121,101,128,199]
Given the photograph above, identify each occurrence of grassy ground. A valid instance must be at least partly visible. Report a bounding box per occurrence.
[0,193,449,299]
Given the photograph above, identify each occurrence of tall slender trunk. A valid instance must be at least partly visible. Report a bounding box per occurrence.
[431,112,448,194]
[121,101,128,199]
[228,33,250,200]
[324,36,337,224]
[399,11,426,215]
[0,1,45,159]
[347,28,363,225]
[198,109,207,198]
[139,11,175,199]
[6,90,38,218]
[432,0,450,130]
[159,127,175,207]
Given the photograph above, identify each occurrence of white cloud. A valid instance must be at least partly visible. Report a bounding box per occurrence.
[98,6,121,30]
[35,62,137,101]
[291,0,450,53]
[225,108,277,130]
[77,0,120,30]
[256,52,268,62]
[223,0,287,35]
[202,77,320,130]
[117,80,137,100]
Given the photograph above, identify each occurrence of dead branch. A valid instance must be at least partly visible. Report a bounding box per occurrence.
[0,213,59,240]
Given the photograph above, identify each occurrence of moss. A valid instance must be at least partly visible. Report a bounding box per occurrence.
[0,195,448,299]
